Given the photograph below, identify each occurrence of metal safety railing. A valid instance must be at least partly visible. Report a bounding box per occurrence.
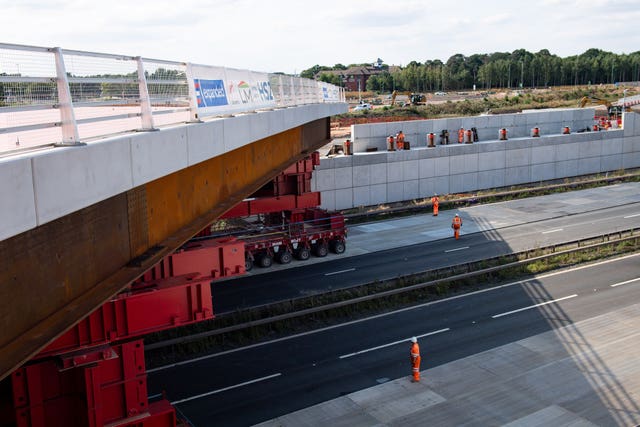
[0,42,345,152]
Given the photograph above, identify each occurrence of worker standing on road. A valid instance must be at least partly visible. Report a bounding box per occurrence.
[431,194,439,216]
[396,131,405,151]
[458,127,464,144]
[410,336,421,382]
[451,214,463,239]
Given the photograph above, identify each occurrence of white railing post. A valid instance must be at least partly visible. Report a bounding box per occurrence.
[52,47,81,146]
[290,76,296,106]
[136,57,156,131]
[278,75,285,107]
[185,62,202,122]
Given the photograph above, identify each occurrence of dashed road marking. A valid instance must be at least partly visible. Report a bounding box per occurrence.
[492,294,578,319]
[171,373,282,405]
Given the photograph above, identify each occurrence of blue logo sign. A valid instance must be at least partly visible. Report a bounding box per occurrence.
[194,79,228,108]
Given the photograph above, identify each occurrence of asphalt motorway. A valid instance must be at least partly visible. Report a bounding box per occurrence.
[147,253,640,426]
[211,202,640,313]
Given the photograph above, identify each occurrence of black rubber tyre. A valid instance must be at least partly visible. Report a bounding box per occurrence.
[245,256,253,272]
[257,253,273,268]
[314,242,329,257]
[295,246,311,261]
[277,250,293,264]
[330,240,346,254]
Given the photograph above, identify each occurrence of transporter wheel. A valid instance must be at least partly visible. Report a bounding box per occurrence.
[245,256,254,272]
[330,240,346,254]
[295,246,311,261]
[314,241,329,257]
[257,253,273,268]
[277,250,293,264]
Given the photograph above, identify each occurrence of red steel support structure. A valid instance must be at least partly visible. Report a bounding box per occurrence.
[2,154,335,427]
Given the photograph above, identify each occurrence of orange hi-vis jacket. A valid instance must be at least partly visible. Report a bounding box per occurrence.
[410,342,421,381]
[452,216,462,229]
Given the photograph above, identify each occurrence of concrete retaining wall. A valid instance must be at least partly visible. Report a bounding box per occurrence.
[314,110,640,211]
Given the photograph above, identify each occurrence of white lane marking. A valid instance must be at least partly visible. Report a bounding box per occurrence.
[623,213,640,219]
[445,246,469,253]
[149,252,640,373]
[492,294,578,319]
[611,277,640,288]
[170,373,281,405]
[339,328,450,359]
[542,229,563,234]
[325,268,356,276]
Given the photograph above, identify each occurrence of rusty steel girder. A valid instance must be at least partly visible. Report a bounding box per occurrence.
[0,118,330,381]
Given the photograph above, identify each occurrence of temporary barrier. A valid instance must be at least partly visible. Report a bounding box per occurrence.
[427,133,435,148]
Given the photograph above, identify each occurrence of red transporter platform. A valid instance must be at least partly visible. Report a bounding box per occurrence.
[3,153,346,427]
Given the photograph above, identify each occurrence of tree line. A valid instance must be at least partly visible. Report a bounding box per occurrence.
[303,49,640,92]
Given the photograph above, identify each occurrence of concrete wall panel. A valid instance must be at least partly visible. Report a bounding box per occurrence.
[370,162,388,185]
[387,182,404,203]
[531,145,555,164]
[505,166,530,186]
[600,155,623,172]
[506,148,530,168]
[314,168,336,191]
[434,157,450,176]
[403,160,420,181]
[387,162,404,183]
[353,165,371,187]
[419,178,436,197]
[131,128,188,185]
[334,167,353,190]
[555,160,578,178]
[578,157,601,175]
[0,157,37,240]
[370,183,387,205]
[334,188,353,210]
[352,187,370,207]
[419,158,436,179]
[479,150,505,170]
[531,163,556,182]
[186,120,225,165]
[477,170,505,189]
[403,179,420,200]
[35,139,134,225]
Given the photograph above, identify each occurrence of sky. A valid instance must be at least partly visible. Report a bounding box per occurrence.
[1,0,639,75]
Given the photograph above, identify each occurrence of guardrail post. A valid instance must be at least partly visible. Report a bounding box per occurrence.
[52,47,81,146]
[278,75,285,107]
[185,62,202,123]
[136,57,157,131]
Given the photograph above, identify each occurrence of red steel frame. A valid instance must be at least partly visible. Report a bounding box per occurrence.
[5,154,327,427]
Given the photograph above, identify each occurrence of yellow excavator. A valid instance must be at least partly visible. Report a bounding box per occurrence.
[389,90,422,106]
[579,96,624,118]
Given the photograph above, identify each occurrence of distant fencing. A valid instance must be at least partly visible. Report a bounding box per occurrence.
[0,43,344,152]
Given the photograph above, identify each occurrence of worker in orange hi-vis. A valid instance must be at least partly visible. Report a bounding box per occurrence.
[451,213,463,239]
[431,194,439,216]
[458,127,464,143]
[396,131,405,151]
[387,135,395,151]
[409,336,421,382]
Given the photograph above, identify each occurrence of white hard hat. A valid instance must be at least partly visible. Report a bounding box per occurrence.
[455,214,459,217]
[411,336,417,343]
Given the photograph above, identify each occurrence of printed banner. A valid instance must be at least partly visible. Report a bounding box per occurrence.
[189,64,275,117]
